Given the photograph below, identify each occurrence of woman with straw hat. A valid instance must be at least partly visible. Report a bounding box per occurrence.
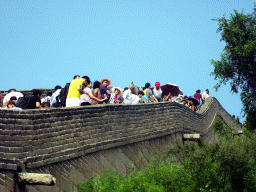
[109,87,123,104]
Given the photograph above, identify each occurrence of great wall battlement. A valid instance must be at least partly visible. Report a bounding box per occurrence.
[0,89,244,192]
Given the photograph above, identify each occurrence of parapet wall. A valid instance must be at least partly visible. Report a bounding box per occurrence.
[0,96,243,172]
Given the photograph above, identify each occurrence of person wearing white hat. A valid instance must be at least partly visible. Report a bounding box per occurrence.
[109,87,123,104]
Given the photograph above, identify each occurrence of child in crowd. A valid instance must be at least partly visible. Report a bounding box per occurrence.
[119,96,124,104]
[138,91,149,103]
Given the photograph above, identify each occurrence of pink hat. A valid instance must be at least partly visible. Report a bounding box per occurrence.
[155,82,160,87]
[100,78,111,85]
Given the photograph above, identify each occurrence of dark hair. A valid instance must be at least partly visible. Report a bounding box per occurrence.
[10,96,17,101]
[82,76,90,84]
[138,91,144,95]
[206,89,209,92]
[196,90,201,93]
[232,115,235,118]
[145,83,151,89]
[8,89,16,93]
[33,90,42,96]
[73,75,80,79]
[93,81,101,89]
[54,85,62,90]
[46,92,52,97]
[184,96,188,99]
[124,87,128,91]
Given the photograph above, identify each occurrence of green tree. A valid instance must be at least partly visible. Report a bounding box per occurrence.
[210,4,256,131]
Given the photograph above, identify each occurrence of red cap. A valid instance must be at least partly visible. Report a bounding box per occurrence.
[155,82,160,87]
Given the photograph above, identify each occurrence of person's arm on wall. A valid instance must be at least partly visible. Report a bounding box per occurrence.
[77,85,85,94]
[36,102,41,108]
[88,92,105,102]
[106,90,111,95]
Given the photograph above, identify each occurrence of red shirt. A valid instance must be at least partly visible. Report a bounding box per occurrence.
[194,93,201,101]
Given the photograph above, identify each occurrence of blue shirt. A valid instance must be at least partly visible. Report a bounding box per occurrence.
[140,96,149,103]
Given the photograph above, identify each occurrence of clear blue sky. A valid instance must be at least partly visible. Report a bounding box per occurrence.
[1,0,254,122]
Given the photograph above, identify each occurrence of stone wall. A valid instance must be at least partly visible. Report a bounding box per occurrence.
[0,95,244,192]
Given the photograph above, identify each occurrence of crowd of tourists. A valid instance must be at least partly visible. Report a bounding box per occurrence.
[0,75,210,112]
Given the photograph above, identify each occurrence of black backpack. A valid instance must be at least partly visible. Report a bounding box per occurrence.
[55,83,70,107]
[16,95,33,109]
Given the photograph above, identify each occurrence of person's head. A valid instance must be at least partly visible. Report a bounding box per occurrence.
[33,90,42,97]
[145,83,151,89]
[10,96,17,101]
[100,78,111,87]
[93,81,101,89]
[41,102,49,108]
[181,100,187,105]
[113,88,121,96]
[8,89,16,93]
[54,85,62,91]
[86,81,92,89]
[184,96,188,100]
[119,96,124,103]
[73,75,80,79]
[155,82,160,90]
[129,83,135,93]
[138,91,144,98]
[124,87,128,91]
[7,100,16,108]
[206,89,209,94]
[82,76,90,86]
[232,115,235,118]
[196,90,201,93]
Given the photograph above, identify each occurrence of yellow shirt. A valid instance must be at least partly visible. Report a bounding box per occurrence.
[67,79,84,98]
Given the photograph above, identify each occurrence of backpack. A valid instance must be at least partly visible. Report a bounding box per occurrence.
[16,95,33,109]
[56,83,70,107]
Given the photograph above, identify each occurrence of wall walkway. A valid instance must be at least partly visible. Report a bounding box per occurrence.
[0,91,244,192]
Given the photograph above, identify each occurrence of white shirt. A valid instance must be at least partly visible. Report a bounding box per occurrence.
[123,89,140,104]
[3,92,23,103]
[41,96,51,103]
[153,87,163,98]
[202,91,209,100]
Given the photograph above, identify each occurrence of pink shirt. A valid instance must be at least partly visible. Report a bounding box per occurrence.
[194,93,201,101]
[80,88,92,104]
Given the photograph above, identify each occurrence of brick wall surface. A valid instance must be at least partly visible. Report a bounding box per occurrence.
[0,92,244,192]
